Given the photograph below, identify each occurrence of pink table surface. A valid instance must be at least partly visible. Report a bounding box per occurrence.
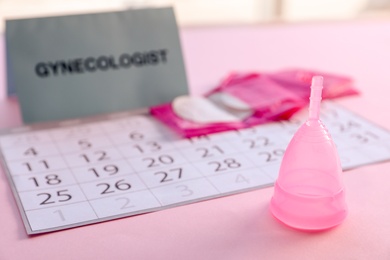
[1,19,390,259]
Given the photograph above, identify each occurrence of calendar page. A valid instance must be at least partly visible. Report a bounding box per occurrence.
[1,101,390,235]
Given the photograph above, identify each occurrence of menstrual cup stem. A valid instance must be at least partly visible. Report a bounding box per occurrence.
[309,76,324,120]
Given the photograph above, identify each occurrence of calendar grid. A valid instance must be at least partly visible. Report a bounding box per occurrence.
[14,182,81,194]
[49,132,100,222]
[24,200,93,212]
[136,134,221,206]
[0,151,35,233]
[171,136,225,196]
[100,120,166,209]
[223,135,276,183]
[1,101,390,234]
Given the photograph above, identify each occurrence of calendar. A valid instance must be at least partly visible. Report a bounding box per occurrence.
[1,101,390,235]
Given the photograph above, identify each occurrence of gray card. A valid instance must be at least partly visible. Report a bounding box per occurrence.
[6,7,188,123]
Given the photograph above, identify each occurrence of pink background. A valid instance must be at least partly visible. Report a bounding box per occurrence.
[1,19,390,259]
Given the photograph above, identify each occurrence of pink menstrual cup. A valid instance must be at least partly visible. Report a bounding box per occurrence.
[270,76,347,230]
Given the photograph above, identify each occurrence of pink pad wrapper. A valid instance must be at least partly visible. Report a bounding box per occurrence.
[150,69,359,138]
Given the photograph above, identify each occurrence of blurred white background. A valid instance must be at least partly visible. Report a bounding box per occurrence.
[1,0,390,100]
[1,0,390,33]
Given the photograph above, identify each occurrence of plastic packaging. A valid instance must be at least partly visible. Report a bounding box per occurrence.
[270,76,348,230]
[150,69,359,138]
[150,73,306,137]
[268,69,359,100]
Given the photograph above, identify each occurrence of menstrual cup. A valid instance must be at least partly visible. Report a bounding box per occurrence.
[270,76,347,230]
